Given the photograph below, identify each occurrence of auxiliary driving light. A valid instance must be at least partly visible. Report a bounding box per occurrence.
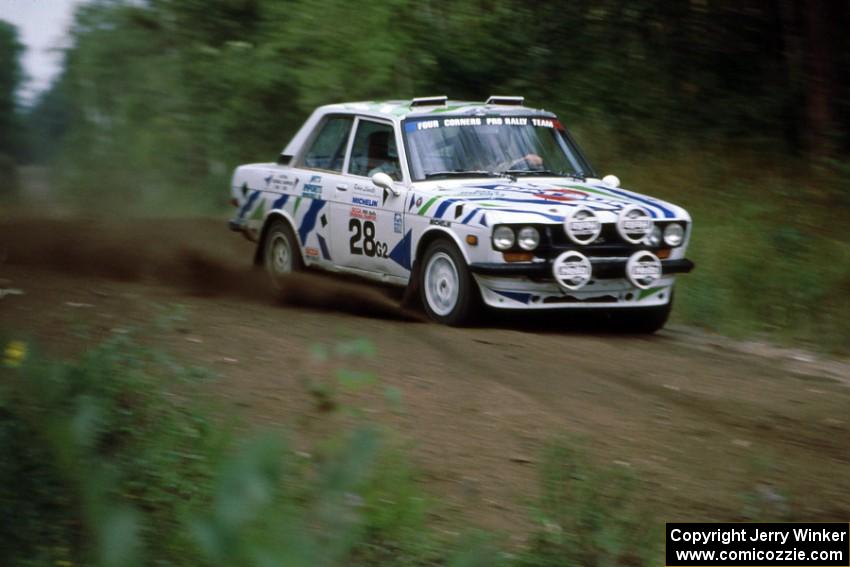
[617,205,653,244]
[625,250,662,289]
[552,251,592,291]
[564,207,602,245]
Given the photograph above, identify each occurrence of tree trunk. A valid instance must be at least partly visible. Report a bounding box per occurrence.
[802,0,841,158]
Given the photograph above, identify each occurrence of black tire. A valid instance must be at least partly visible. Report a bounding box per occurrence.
[612,292,674,334]
[261,219,303,287]
[418,238,479,325]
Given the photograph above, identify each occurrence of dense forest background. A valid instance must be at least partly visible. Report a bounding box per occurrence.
[1,0,850,345]
[3,0,849,202]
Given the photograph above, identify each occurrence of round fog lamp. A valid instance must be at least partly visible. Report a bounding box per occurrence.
[517,226,540,251]
[663,223,685,247]
[493,226,515,250]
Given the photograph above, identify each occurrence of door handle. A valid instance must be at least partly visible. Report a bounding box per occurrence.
[336,183,348,191]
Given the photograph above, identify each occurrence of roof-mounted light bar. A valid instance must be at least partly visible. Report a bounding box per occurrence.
[410,96,448,107]
[485,95,525,106]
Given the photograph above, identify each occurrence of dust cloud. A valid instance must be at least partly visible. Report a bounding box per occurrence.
[0,217,423,321]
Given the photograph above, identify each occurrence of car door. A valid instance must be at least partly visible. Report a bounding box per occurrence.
[331,117,409,277]
[291,114,354,267]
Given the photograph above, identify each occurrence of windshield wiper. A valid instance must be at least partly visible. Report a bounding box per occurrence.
[423,170,508,180]
[500,169,586,181]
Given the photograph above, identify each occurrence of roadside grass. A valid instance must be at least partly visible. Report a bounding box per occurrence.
[0,330,665,566]
[516,440,659,567]
[581,135,850,354]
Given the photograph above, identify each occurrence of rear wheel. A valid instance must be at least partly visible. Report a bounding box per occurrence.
[418,239,479,325]
[262,219,303,287]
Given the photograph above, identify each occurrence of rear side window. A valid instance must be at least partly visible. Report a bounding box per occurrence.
[302,116,353,172]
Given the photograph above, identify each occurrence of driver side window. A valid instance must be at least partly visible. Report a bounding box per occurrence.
[347,120,401,181]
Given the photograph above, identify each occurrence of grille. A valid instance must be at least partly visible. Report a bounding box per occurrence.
[544,223,641,258]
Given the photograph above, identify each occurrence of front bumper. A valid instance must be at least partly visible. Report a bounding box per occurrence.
[469,258,695,278]
[469,256,693,310]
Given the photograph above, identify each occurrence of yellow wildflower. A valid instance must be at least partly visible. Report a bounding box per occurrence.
[3,340,27,367]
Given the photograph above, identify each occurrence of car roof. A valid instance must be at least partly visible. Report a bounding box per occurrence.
[318,99,557,121]
[281,98,557,158]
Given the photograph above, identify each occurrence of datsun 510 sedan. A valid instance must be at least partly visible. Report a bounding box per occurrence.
[228,96,694,330]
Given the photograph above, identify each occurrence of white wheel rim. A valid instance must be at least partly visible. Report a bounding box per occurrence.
[424,252,459,316]
[268,233,292,275]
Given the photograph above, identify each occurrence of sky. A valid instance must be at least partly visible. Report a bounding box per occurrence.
[0,0,87,102]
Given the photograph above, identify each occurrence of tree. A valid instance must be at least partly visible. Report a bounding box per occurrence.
[0,20,24,159]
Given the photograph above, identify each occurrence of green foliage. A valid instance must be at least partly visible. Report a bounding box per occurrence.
[517,440,658,567]
[27,0,850,210]
[0,331,672,566]
[0,334,224,566]
[0,20,24,159]
[0,333,445,566]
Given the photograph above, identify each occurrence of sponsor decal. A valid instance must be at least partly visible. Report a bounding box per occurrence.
[350,207,377,221]
[454,189,502,197]
[304,247,320,257]
[531,187,587,202]
[303,175,322,199]
[430,219,451,227]
[353,183,376,195]
[406,116,564,131]
[353,196,378,207]
[268,173,298,192]
[393,212,402,233]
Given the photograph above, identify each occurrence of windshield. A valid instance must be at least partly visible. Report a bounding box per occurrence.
[403,115,594,181]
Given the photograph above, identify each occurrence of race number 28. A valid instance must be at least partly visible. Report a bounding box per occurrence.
[349,219,388,258]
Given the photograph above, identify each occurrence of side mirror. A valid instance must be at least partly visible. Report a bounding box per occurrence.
[372,172,400,196]
[602,174,620,188]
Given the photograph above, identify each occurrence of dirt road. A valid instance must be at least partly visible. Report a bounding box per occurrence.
[2,216,849,540]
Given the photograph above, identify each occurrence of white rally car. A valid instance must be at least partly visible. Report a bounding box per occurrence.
[228,96,694,330]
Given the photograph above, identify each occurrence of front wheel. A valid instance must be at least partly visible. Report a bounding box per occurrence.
[418,239,479,326]
[261,219,303,287]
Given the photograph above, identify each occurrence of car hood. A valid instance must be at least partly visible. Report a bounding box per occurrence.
[406,177,689,227]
